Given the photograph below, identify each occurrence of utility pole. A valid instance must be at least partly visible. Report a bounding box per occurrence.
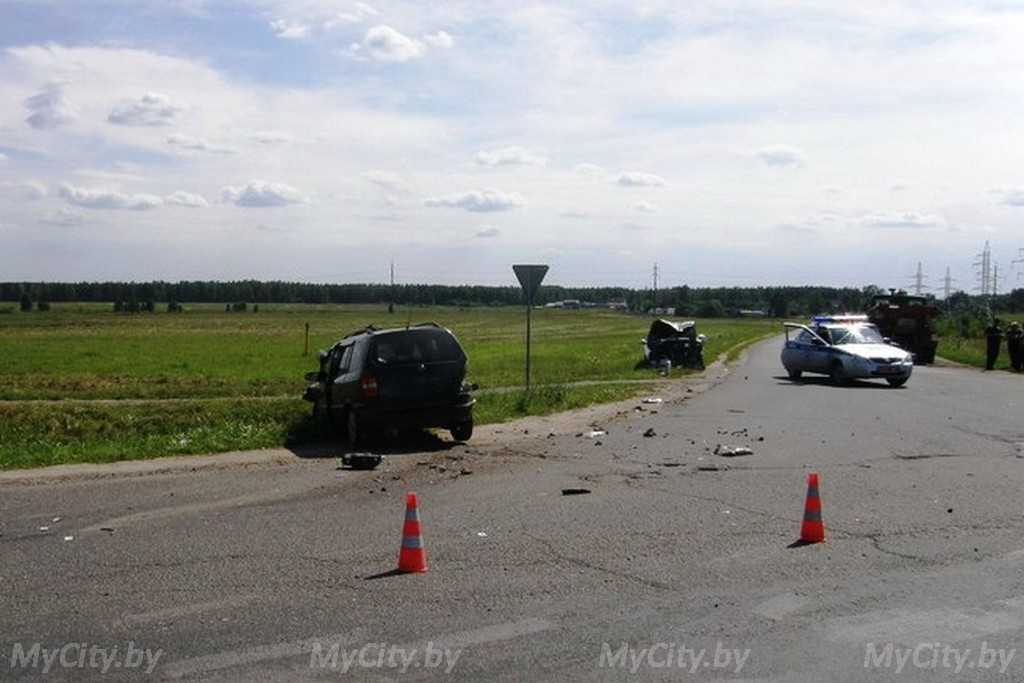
[651,262,659,315]
[388,260,395,314]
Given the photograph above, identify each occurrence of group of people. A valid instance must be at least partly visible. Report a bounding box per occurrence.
[985,319,1024,371]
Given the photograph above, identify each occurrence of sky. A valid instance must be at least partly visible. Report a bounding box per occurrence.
[2,1,1024,291]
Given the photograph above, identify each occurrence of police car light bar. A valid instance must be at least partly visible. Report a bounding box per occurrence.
[811,314,869,324]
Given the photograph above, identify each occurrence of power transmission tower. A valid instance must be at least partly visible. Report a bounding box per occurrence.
[940,266,955,301]
[909,262,927,295]
[974,241,992,296]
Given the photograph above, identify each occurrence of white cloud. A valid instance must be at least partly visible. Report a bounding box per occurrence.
[752,145,807,168]
[24,82,80,129]
[574,163,607,177]
[616,172,667,188]
[424,187,524,212]
[633,201,660,214]
[249,131,293,146]
[475,146,548,167]
[0,180,47,200]
[476,225,501,238]
[166,133,232,154]
[365,170,410,193]
[39,207,85,226]
[270,18,311,40]
[108,92,183,126]
[423,31,454,50]
[221,180,306,207]
[858,211,946,230]
[164,191,208,208]
[1002,190,1024,207]
[362,26,425,62]
[58,183,163,210]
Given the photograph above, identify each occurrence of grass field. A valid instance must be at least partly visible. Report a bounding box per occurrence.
[18,304,1023,469]
[0,303,779,469]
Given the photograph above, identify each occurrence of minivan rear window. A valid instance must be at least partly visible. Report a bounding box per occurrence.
[371,329,464,365]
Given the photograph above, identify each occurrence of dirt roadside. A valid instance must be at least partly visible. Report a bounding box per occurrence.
[0,359,734,486]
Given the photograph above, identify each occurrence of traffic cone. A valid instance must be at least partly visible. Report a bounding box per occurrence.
[398,492,428,573]
[799,472,826,543]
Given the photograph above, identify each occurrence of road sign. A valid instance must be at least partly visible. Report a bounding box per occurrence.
[513,265,548,390]
[513,264,548,303]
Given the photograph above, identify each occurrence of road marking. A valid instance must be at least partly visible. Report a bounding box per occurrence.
[117,595,259,627]
[81,489,307,534]
[753,593,812,621]
[163,617,555,679]
[825,601,1024,644]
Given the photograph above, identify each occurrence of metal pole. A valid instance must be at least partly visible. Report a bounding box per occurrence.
[525,287,532,391]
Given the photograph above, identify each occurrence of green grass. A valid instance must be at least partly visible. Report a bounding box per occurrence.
[0,304,778,469]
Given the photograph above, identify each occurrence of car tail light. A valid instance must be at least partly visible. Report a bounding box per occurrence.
[360,372,379,398]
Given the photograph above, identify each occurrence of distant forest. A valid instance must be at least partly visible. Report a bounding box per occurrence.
[3,281,1023,318]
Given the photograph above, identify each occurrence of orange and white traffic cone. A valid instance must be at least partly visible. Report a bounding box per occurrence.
[799,472,826,543]
[398,492,428,573]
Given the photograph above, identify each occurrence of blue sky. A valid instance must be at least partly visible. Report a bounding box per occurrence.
[2,0,1024,291]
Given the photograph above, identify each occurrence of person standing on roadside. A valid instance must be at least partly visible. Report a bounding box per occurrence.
[985,318,1003,370]
[1007,321,1023,372]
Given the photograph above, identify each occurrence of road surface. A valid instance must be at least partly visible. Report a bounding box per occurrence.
[2,337,1024,681]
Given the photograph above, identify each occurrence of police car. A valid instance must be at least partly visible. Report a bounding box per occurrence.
[781,315,913,387]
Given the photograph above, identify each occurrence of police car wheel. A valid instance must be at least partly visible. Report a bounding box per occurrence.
[829,362,847,386]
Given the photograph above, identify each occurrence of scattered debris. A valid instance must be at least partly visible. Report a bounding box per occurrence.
[477,531,488,537]
[715,444,753,457]
[643,428,657,438]
[561,488,591,496]
[342,453,382,470]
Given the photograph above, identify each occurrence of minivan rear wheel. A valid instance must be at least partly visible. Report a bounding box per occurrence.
[450,419,473,442]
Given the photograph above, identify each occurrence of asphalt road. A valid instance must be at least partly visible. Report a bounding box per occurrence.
[3,337,1024,682]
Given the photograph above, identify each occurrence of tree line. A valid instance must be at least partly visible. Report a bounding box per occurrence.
[3,280,1023,319]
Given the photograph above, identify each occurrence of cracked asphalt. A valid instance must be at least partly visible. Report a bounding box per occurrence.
[3,337,1024,681]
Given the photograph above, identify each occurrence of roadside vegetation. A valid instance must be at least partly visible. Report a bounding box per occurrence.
[0,304,777,469]
[935,313,1024,370]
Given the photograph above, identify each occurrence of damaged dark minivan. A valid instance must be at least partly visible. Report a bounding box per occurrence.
[303,323,476,447]
[639,319,706,370]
